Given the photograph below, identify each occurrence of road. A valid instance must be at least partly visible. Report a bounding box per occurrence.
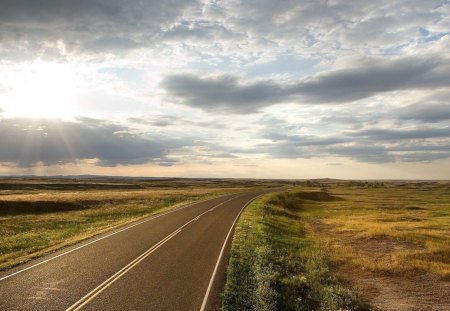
[0,190,273,311]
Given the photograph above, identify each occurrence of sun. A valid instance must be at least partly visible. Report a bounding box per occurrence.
[1,62,78,119]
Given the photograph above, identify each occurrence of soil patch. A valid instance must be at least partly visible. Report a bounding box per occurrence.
[311,219,450,311]
[338,267,450,311]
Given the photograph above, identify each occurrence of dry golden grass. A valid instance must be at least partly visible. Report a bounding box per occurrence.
[0,185,244,270]
[303,182,450,278]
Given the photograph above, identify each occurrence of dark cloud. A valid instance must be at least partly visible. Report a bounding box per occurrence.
[295,57,450,102]
[261,137,450,164]
[0,0,196,55]
[263,131,349,146]
[163,21,241,41]
[162,56,450,113]
[1,0,447,61]
[127,116,178,127]
[347,127,450,140]
[245,117,450,163]
[127,115,227,129]
[398,152,450,162]
[84,37,144,52]
[398,102,450,123]
[325,144,395,163]
[0,118,177,167]
[161,74,287,113]
[213,0,448,55]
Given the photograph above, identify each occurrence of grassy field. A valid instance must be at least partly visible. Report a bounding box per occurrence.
[223,181,450,310]
[0,177,289,270]
[304,181,450,278]
[222,190,368,311]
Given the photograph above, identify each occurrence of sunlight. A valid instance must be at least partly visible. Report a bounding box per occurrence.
[2,62,78,119]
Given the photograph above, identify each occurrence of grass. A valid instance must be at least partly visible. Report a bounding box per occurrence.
[0,186,243,270]
[223,182,450,310]
[302,182,450,279]
[222,190,368,311]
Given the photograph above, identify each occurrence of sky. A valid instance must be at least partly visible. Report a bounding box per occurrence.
[0,0,449,179]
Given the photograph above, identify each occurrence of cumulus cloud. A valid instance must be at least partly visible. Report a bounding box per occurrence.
[0,0,196,56]
[400,103,450,123]
[161,74,287,113]
[162,56,450,113]
[1,0,446,61]
[246,115,450,163]
[347,127,450,140]
[397,91,450,123]
[193,0,449,59]
[296,56,450,102]
[0,118,176,167]
[163,21,241,41]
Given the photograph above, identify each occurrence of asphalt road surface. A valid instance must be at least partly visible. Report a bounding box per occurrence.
[0,189,275,311]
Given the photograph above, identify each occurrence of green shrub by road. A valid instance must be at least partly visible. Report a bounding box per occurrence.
[222,190,369,311]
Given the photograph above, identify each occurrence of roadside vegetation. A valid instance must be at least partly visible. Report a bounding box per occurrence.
[223,181,450,310]
[0,179,255,270]
[223,189,368,311]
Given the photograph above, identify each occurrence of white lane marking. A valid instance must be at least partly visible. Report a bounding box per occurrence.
[65,195,240,311]
[0,193,240,282]
[66,229,182,311]
[200,193,266,311]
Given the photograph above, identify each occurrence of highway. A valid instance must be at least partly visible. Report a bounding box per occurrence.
[0,190,273,310]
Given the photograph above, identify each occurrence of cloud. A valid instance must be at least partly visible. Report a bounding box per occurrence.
[1,0,448,62]
[347,127,450,140]
[161,74,287,113]
[0,0,196,56]
[128,116,178,127]
[202,0,448,57]
[325,144,395,163]
[127,115,227,129]
[162,55,450,113]
[0,118,177,167]
[247,116,450,163]
[163,21,241,41]
[296,56,450,102]
[398,92,450,123]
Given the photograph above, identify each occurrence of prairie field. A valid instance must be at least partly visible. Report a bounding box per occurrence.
[0,177,287,270]
[224,180,450,311]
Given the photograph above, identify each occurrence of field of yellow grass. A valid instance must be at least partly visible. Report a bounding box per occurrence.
[224,181,450,311]
[0,178,256,270]
[305,182,450,278]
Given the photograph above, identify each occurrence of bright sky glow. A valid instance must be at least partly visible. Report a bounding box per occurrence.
[1,63,78,119]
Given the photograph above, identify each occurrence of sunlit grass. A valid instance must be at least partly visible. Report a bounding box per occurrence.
[223,191,367,311]
[0,187,241,270]
[305,184,450,278]
[224,182,450,310]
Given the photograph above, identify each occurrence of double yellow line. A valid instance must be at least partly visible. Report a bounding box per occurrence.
[66,195,239,311]
[66,228,182,311]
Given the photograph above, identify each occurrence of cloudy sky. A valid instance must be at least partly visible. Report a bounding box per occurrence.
[0,0,449,179]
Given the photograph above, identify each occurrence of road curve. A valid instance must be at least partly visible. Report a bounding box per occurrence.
[0,189,274,311]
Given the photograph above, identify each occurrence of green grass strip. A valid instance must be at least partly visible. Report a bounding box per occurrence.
[222,190,370,311]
